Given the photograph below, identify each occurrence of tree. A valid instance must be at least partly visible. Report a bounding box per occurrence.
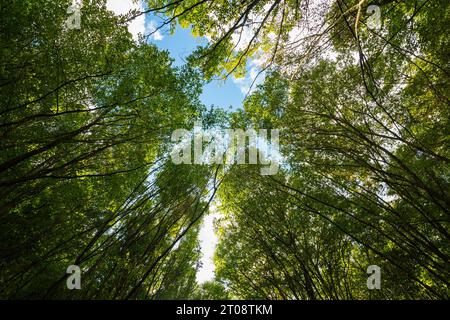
[0,0,212,299]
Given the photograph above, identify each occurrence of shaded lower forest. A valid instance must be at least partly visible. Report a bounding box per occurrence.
[0,0,449,299]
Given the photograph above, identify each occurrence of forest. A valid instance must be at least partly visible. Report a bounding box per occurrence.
[0,0,449,300]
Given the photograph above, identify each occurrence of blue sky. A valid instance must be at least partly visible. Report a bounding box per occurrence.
[105,0,235,283]
[105,0,264,110]
[145,19,235,284]
[147,24,227,283]
[105,0,264,284]
[146,17,246,110]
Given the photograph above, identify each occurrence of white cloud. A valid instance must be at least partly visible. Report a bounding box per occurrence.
[230,26,253,52]
[232,77,250,95]
[196,207,222,283]
[106,0,145,41]
[146,20,164,41]
[232,58,266,95]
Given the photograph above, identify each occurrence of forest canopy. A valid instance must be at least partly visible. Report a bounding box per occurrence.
[0,0,449,299]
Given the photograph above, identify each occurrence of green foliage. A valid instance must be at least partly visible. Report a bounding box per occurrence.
[193,280,231,299]
[0,0,209,299]
[213,0,449,299]
[1,0,449,300]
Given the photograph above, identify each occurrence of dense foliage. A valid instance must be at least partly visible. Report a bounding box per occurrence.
[1,0,448,299]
